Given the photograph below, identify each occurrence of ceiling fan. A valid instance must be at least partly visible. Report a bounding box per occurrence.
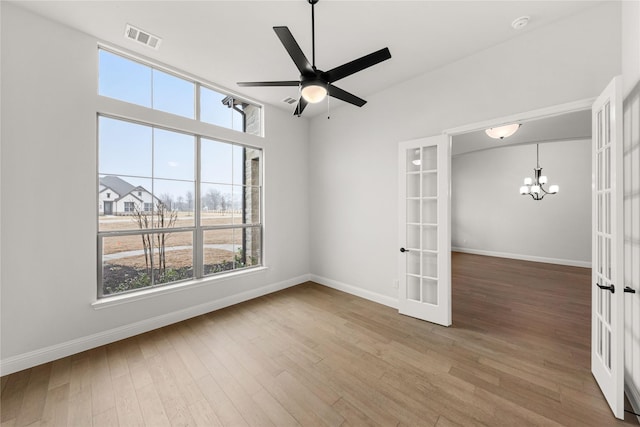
[237,0,392,117]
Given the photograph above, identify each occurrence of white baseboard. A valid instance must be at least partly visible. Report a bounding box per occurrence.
[452,247,592,268]
[310,274,398,309]
[626,381,640,423]
[0,274,310,376]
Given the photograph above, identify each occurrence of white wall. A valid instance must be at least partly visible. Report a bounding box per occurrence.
[451,140,591,266]
[622,0,640,416]
[309,2,621,302]
[0,3,310,374]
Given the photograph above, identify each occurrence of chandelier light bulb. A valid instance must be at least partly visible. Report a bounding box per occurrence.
[531,185,541,194]
[524,177,533,185]
[412,159,421,166]
[549,185,559,194]
[520,186,530,195]
[539,175,548,184]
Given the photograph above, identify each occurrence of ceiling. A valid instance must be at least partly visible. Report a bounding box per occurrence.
[13,0,603,117]
[452,109,592,156]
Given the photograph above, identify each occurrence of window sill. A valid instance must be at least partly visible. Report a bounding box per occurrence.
[92,266,269,310]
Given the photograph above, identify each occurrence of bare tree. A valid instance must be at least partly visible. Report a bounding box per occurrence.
[154,201,178,275]
[132,204,152,276]
[132,200,178,279]
[159,193,174,210]
[203,188,223,210]
[185,191,194,211]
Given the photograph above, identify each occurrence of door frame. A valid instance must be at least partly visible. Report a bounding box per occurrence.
[442,98,596,291]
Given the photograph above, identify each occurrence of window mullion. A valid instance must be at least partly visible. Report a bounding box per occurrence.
[195,136,203,278]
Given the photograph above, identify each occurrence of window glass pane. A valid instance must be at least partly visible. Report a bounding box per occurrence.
[99,117,152,177]
[242,227,262,267]
[200,86,232,128]
[233,145,244,185]
[99,50,151,107]
[99,175,153,232]
[102,234,153,296]
[243,187,260,224]
[232,109,244,132]
[152,69,195,119]
[243,104,262,136]
[153,179,195,228]
[230,186,242,221]
[245,149,262,186]
[203,229,237,275]
[201,138,233,184]
[152,231,193,284]
[153,128,195,181]
[201,183,234,226]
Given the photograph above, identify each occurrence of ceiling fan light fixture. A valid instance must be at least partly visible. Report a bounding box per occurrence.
[485,123,521,139]
[301,81,327,103]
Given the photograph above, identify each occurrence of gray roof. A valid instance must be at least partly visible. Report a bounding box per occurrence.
[99,176,150,201]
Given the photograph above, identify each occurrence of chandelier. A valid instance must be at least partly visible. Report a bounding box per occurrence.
[519,144,559,200]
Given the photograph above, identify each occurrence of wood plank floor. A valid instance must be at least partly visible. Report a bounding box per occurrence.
[2,252,639,426]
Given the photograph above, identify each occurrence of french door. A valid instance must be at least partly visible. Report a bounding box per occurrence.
[591,76,624,419]
[398,135,451,326]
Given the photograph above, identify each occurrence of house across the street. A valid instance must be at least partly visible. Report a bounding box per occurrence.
[98,175,157,215]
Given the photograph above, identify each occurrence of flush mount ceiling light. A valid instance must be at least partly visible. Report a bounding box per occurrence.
[485,123,521,139]
[237,0,391,117]
[519,144,559,200]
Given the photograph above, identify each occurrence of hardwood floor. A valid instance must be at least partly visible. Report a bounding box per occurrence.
[2,252,639,426]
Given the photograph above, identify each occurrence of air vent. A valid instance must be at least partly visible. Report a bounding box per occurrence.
[124,24,161,50]
[282,97,297,105]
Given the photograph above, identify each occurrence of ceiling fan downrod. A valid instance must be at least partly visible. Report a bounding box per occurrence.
[310,0,318,69]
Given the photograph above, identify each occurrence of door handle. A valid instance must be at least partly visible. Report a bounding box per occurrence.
[400,248,409,253]
[597,283,615,293]
[624,286,636,294]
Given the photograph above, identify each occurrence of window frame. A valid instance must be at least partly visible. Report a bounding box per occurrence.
[96,44,266,300]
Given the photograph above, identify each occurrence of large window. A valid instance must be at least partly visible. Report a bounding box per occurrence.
[97,48,263,298]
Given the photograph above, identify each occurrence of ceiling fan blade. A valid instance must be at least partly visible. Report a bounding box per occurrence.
[273,26,314,75]
[328,85,366,107]
[294,97,308,116]
[324,47,391,83]
[237,81,300,87]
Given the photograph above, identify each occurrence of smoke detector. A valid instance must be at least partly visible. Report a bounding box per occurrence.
[124,24,162,50]
[511,16,530,30]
